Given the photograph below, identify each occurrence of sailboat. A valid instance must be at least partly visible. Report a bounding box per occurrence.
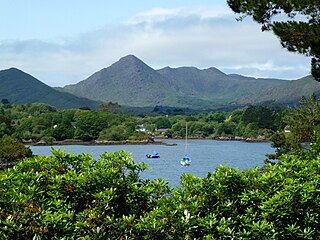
[180,122,191,166]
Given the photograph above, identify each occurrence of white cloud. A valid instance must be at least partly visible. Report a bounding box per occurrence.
[125,6,232,26]
[0,6,311,86]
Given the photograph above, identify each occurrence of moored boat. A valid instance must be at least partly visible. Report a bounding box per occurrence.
[146,152,160,158]
[180,155,191,166]
[181,122,191,166]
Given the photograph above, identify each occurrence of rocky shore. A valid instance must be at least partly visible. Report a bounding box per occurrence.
[25,139,177,146]
[24,135,268,147]
[213,135,269,142]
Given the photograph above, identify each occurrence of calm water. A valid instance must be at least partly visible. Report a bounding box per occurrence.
[30,139,274,186]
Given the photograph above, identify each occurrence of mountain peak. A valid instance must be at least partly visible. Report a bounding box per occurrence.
[109,54,154,73]
[4,67,24,74]
[117,54,145,65]
[119,54,140,61]
[0,68,32,80]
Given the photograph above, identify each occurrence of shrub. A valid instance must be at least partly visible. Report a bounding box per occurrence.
[0,135,32,169]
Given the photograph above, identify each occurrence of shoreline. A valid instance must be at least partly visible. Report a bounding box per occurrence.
[25,136,269,147]
[25,140,177,147]
[154,136,270,143]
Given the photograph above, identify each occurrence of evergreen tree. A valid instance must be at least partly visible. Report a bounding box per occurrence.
[227,0,320,81]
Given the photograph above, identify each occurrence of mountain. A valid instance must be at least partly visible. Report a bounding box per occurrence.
[156,66,286,106]
[3,57,318,111]
[0,68,99,109]
[63,55,288,109]
[237,75,320,106]
[63,55,180,107]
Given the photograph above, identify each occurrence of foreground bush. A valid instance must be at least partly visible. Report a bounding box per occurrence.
[1,140,320,239]
[0,150,170,239]
[0,136,32,169]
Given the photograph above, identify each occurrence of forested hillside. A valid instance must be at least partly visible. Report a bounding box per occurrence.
[0,68,99,109]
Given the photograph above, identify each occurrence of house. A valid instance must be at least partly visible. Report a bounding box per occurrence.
[136,124,147,132]
[284,125,291,133]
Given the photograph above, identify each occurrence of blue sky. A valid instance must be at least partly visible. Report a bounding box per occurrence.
[0,0,310,86]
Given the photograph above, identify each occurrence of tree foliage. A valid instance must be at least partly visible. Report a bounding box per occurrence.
[270,93,320,159]
[0,102,288,142]
[0,136,32,168]
[0,150,170,239]
[227,0,320,81]
[2,137,320,238]
[285,93,320,145]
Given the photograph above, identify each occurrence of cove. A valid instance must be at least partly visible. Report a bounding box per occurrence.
[30,139,274,186]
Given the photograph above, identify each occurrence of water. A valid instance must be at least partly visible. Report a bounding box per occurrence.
[29,139,274,186]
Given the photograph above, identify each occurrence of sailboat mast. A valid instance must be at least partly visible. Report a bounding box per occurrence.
[185,122,188,153]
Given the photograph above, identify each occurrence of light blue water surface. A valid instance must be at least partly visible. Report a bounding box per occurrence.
[30,139,274,186]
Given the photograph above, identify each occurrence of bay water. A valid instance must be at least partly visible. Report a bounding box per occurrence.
[30,139,274,187]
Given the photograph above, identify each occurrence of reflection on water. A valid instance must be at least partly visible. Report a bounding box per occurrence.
[30,139,274,186]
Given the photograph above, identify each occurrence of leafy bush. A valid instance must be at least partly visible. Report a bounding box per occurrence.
[0,136,32,168]
[2,137,320,238]
[0,150,170,239]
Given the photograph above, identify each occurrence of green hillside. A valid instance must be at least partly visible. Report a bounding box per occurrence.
[237,75,320,105]
[0,68,99,109]
[157,66,287,104]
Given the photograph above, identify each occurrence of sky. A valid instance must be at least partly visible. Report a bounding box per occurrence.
[0,0,311,87]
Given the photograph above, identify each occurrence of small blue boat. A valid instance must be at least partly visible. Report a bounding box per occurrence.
[146,152,160,158]
[180,154,191,166]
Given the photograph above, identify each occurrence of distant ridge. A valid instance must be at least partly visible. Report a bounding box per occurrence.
[237,75,320,105]
[63,55,291,109]
[2,55,318,111]
[0,68,99,109]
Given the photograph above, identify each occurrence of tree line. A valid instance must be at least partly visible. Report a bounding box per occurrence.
[0,95,319,160]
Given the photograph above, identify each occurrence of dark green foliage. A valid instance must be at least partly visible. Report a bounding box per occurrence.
[13,111,61,141]
[145,107,285,139]
[4,103,147,142]
[98,125,130,141]
[27,103,57,116]
[227,0,320,81]
[0,136,32,168]
[73,110,108,141]
[268,94,320,160]
[0,114,12,137]
[153,116,171,129]
[0,150,170,239]
[0,101,290,142]
[285,94,320,145]
[205,111,226,123]
[2,137,320,238]
[215,121,236,136]
[242,105,283,130]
